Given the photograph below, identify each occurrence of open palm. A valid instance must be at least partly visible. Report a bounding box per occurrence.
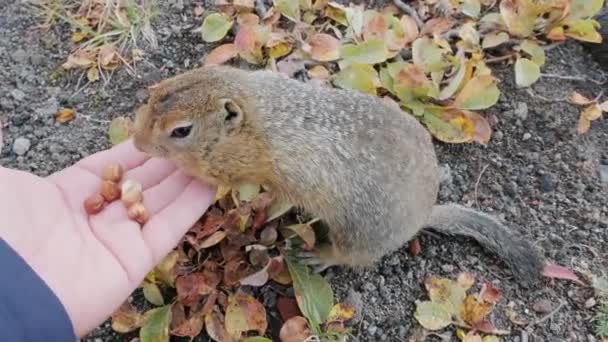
[0,139,215,337]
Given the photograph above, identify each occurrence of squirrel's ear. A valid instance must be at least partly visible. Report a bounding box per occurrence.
[220,98,243,128]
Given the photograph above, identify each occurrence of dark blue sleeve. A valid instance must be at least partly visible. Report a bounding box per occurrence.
[0,238,75,341]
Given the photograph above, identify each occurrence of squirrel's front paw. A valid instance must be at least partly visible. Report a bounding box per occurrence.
[297,244,340,273]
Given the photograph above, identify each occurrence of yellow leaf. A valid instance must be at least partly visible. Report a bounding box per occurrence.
[54,108,76,124]
[213,184,232,203]
[581,104,602,121]
[71,31,88,42]
[326,303,355,322]
[86,67,99,82]
[268,41,292,59]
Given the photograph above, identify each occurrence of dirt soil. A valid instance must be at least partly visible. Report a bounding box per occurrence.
[1,1,607,341]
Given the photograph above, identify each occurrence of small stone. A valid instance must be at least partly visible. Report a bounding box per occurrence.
[361,282,377,293]
[135,89,148,102]
[599,164,608,184]
[10,49,28,63]
[10,89,26,102]
[584,297,596,309]
[514,102,528,120]
[12,137,31,155]
[522,133,532,141]
[438,164,452,185]
[532,298,554,313]
[367,325,377,335]
[35,97,59,116]
[540,173,558,192]
[441,264,455,273]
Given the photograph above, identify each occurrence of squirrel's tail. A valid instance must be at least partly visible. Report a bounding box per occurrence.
[424,203,545,285]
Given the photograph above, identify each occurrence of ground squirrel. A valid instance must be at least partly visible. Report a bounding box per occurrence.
[132,65,545,284]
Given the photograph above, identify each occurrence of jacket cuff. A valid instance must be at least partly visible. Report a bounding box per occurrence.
[0,238,76,341]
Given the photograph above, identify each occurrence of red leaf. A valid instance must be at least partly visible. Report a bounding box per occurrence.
[204,43,239,65]
[479,282,501,304]
[235,26,256,53]
[176,273,215,307]
[542,263,582,284]
[277,296,301,321]
[408,238,422,256]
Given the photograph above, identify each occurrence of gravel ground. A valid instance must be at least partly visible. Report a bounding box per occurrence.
[1,1,607,341]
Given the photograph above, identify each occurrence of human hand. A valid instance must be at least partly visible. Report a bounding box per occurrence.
[0,138,215,337]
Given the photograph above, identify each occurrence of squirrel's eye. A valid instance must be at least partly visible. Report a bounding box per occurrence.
[170,124,192,138]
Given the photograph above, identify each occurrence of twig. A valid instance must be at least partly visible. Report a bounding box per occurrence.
[484,53,515,64]
[474,164,490,209]
[525,89,566,103]
[255,0,267,18]
[452,321,511,335]
[527,300,565,328]
[393,0,423,28]
[540,73,607,85]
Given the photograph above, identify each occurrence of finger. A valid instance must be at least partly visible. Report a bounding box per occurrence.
[143,180,215,262]
[122,158,178,190]
[142,169,192,215]
[76,139,149,176]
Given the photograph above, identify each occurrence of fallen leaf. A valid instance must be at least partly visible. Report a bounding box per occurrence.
[285,255,334,332]
[268,257,292,285]
[234,0,254,11]
[532,298,554,313]
[235,26,258,53]
[264,199,292,222]
[340,38,388,65]
[274,0,301,21]
[204,43,239,65]
[111,302,144,333]
[205,309,238,342]
[564,19,603,43]
[399,15,419,44]
[499,0,536,37]
[481,32,510,49]
[237,183,261,202]
[307,33,340,61]
[421,17,454,36]
[87,67,99,82]
[599,100,608,112]
[456,273,475,291]
[412,37,451,73]
[142,281,165,306]
[200,230,227,249]
[568,91,593,105]
[520,40,545,66]
[577,115,591,134]
[285,223,316,249]
[279,316,312,342]
[62,54,95,69]
[425,276,466,315]
[542,263,582,284]
[454,75,500,110]
[277,296,301,321]
[333,63,378,95]
[581,104,602,121]
[326,303,355,323]
[201,13,233,42]
[140,305,171,342]
[363,11,388,41]
[55,108,75,124]
[414,301,452,330]
[458,294,493,327]
[225,290,268,337]
[308,65,331,80]
[176,273,215,306]
[514,57,541,87]
[170,304,205,338]
[71,31,88,42]
[479,282,501,304]
[460,0,481,17]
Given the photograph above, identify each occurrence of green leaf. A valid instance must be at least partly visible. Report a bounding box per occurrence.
[460,0,481,17]
[499,0,536,37]
[567,0,604,21]
[481,32,510,49]
[564,19,603,43]
[143,282,165,306]
[285,255,334,334]
[140,305,171,342]
[333,64,378,95]
[412,37,451,73]
[274,0,301,21]
[439,62,467,100]
[242,337,273,342]
[414,301,452,331]
[237,183,260,202]
[520,40,545,66]
[340,38,388,65]
[514,58,540,87]
[201,13,232,43]
[108,116,133,145]
[453,75,500,110]
[265,199,293,222]
[482,336,500,342]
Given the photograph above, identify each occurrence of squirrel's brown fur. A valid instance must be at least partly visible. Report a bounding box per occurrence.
[133,65,545,284]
